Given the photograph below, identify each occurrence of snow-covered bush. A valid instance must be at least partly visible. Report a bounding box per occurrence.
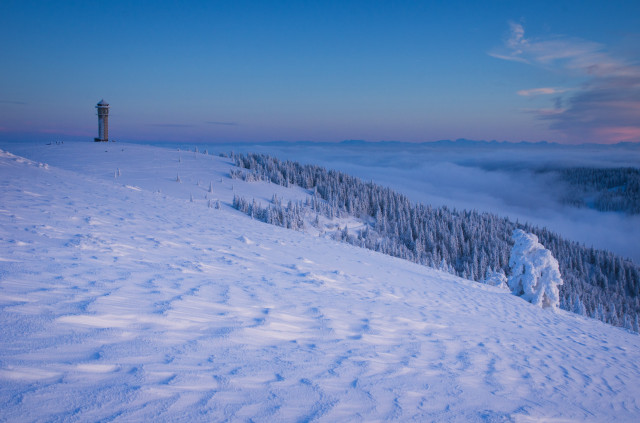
[508,229,563,309]
[483,268,508,289]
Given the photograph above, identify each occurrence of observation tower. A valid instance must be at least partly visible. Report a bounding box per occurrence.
[94,99,109,142]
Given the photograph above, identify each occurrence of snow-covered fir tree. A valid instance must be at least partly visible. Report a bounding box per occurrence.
[508,229,563,309]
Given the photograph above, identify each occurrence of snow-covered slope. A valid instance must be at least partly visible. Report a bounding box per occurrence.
[1,142,639,422]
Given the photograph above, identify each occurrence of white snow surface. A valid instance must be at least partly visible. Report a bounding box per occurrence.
[1,142,639,422]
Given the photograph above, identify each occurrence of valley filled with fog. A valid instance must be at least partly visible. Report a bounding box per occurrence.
[179,140,640,263]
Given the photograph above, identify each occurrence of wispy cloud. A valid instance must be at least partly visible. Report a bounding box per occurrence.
[206,121,239,126]
[148,123,194,128]
[0,100,27,105]
[520,108,567,116]
[517,88,568,97]
[491,22,640,143]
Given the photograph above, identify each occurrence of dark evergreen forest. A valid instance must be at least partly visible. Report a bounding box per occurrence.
[230,153,640,332]
[558,167,640,214]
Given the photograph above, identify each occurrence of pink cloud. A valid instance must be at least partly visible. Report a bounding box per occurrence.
[491,23,636,78]
[491,23,640,143]
[517,87,568,96]
[521,108,567,116]
[596,126,640,143]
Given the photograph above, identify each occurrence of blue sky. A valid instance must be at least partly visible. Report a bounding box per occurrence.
[1,0,639,144]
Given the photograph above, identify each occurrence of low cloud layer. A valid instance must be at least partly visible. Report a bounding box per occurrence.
[491,23,640,144]
[208,141,640,263]
[206,121,239,126]
[149,123,194,128]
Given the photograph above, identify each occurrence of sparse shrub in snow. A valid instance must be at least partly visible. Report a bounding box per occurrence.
[572,294,587,316]
[508,229,563,309]
[438,259,455,275]
[609,304,620,326]
[484,268,508,289]
[592,303,608,322]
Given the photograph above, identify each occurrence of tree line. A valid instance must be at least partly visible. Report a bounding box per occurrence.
[230,153,640,332]
[559,167,640,214]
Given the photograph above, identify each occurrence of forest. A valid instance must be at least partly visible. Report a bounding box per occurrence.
[558,167,640,214]
[230,153,640,332]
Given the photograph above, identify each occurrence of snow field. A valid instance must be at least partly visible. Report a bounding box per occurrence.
[0,143,639,422]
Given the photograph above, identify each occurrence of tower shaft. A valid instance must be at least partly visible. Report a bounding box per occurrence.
[95,100,110,142]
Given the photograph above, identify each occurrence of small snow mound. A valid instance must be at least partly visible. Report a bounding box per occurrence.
[297,272,325,286]
[76,364,120,373]
[483,269,508,290]
[0,367,61,381]
[0,150,15,159]
[237,235,254,245]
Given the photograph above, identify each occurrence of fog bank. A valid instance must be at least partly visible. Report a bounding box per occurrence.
[140,140,640,263]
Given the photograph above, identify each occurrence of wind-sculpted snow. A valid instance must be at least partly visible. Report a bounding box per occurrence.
[1,143,640,421]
